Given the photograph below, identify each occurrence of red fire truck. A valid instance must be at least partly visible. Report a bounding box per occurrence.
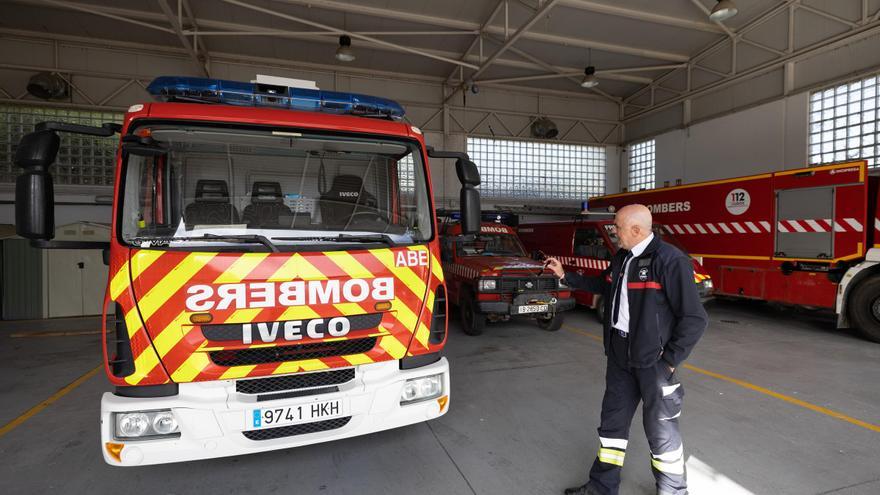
[588,161,880,342]
[439,221,575,335]
[13,75,482,465]
[517,218,713,321]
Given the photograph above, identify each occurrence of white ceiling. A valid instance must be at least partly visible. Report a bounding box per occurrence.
[2,0,879,105]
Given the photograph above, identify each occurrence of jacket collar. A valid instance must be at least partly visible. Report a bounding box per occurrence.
[618,233,662,259]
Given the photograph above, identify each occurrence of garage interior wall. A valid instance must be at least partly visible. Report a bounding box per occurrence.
[0,31,622,226]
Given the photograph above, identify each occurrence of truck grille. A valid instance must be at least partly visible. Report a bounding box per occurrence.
[210,338,377,367]
[242,417,351,441]
[500,277,557,292]
[202,313,382,342]
[236,368,355,395]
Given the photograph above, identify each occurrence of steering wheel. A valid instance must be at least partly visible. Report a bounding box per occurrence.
[348,210,390,225]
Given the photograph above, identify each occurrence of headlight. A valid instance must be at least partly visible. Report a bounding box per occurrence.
[478,278,497,291]
[400,373,444,404]
[115,410,180,439]
[703,279,713,289]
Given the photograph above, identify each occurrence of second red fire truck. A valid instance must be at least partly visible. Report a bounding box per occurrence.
[518,218,713,321]
[588,161,880,342]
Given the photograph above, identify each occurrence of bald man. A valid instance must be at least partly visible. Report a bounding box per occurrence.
[545,205,707,495]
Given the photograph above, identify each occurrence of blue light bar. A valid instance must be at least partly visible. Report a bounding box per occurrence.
[146,76,405,120]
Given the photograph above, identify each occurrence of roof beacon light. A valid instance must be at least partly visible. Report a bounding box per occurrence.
[146,76,405,120]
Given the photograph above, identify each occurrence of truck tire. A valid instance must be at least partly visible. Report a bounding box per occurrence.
[459,293,486,336]
[537,312,564,331]
[595,295,605,324]
[848,276,880,343]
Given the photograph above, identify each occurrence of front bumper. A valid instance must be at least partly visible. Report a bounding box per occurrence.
[100,358,449,466]
[477,296,576,315]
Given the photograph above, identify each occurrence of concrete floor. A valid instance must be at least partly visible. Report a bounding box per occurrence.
[1,301,879,495]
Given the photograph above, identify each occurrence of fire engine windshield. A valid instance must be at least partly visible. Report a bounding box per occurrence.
[457,233,526,257]
[119,124,433,250]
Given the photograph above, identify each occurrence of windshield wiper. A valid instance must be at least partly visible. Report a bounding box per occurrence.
[132,234,279,252]
[273,233,397,246]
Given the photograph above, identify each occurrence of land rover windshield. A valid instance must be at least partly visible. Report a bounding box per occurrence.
[457,233,527,257]
[120,124,433,250]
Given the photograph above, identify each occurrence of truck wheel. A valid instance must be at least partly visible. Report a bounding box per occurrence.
[848,276,880,343]
[595,295,605,324]
[537,312,564,331]
[459,294,486,336]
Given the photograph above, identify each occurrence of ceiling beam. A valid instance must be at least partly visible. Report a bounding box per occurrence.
[626,0,798,106]
[180,0,211,70]
[468,0,562,81]
[218,0,482,69]
[183,30,479,37]
[559,0,724,33]
[445,0,506,84]
[500,43,620,103]
[267,0,690,62]
[624,15,880,122]
[24,0,691,63]
[38,0,174,35]
[14,0,639,95]
[156,0,209,76]
[475,64,685,85]
[0,27,616,103]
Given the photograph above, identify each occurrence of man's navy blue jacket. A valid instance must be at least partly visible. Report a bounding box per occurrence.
[563,235,708,369]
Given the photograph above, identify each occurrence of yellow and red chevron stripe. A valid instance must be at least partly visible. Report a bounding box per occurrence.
[103,244,444,386]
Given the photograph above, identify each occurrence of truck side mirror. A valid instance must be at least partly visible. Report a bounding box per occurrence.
[121,135,168,156]
[426,147,482,237]
[15,129,59,240]
[456,158,481,236]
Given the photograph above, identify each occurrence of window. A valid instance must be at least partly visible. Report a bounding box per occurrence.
[466,137,605,200]
[628,139,655,191]
[573,227,611,260]
[0,104,121,185]
[120,124,433,250]
[809,74,880,167]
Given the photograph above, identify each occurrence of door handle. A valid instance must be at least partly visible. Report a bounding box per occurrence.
[77,262,85,269]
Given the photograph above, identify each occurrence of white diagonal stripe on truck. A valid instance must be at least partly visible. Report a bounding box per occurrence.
[805,219,825,232]
[844,218,863,232]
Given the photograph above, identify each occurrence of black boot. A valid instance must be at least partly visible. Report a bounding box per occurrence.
[563,483,602,495]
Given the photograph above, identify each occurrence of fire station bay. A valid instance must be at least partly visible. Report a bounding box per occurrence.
[5,2,880,495]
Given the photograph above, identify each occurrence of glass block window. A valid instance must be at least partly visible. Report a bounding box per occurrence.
[466,137,605,200]
[628,139,655,191]
[0,104,121,185]
[809,75,879,167]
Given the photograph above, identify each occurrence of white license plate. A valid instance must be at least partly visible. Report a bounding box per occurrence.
[517,304,549,314]
[247,399,346,430]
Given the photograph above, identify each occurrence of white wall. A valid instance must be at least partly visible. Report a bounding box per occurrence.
[626,91,810,189]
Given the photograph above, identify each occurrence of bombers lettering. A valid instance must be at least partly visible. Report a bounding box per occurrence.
[646,201,691,213]
[480,225,510,234]
[185,278,394,311]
